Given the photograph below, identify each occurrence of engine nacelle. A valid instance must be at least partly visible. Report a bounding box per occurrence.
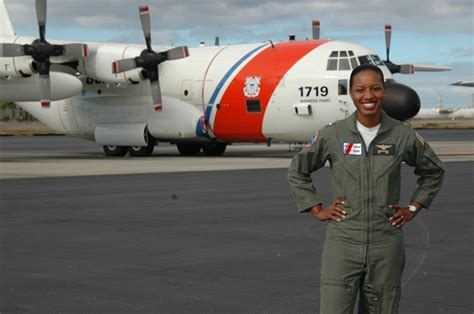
[0,56,36,77]
[80,44,149,84]
[0,72,83,102]
[383,80,421,121]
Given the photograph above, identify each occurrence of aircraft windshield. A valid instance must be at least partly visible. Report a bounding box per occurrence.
[327,50,359,71]
[371,55,384,66]
[358,55,373,65]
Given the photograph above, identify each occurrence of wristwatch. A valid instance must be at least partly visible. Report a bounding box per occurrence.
[407,205,418,213]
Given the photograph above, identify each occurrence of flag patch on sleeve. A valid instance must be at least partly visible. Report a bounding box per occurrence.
[304,130,320,148]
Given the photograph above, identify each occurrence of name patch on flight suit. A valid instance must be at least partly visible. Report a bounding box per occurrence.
[373,144,396,155]
[343,142,362,155]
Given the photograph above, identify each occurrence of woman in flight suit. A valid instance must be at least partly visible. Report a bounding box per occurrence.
[288,64,445,313]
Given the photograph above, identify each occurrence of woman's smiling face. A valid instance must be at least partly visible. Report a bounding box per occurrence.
[349,69,385,119]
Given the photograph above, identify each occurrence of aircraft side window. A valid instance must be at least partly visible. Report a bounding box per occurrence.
[358,55,373,65]
[327,59,337,70]
[340,51,348,57]
[350,57,358,69]
[338,80,348,95]
[339,58,350,71]
[246,99,261,113]
[329,51,338,58]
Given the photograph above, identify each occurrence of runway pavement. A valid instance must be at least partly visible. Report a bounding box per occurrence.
[0,129,473,179]
[0,130,473,313]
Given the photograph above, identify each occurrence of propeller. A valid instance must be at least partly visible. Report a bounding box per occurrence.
[0,0,88,108]
[383,24,449,74]
[312,20,320,40]
[112,5,190,111]
[383,24,414,74]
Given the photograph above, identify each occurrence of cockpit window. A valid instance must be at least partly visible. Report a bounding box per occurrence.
[358,55,373,65]
[350,57,358,69]
[371,55,384,66]
[327,50,357,71]
[339,58,350,71]
[327,59,337,70]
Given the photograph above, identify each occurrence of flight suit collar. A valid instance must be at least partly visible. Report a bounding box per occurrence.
[345,110,396,135]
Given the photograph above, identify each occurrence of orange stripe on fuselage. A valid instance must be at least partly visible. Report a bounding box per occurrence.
[213,40,328,142]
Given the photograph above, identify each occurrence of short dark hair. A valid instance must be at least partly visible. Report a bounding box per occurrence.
[349,64,385,89]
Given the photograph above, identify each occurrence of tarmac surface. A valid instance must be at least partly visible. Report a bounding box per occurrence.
[0,129,473,313]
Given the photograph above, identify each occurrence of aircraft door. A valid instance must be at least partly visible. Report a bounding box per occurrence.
[337,79,352,118]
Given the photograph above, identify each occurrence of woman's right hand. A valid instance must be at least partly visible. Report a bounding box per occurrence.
[309,200,347,222]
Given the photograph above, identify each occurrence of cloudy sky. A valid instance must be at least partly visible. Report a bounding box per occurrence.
[5,0,473,108]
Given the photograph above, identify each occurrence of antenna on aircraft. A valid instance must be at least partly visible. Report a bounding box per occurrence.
[0,0,88,108]
[215,37,220,46]
[312,20,320,40]
[112,5,190,111]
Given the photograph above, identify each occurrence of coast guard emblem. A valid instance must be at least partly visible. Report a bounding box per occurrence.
[243,76,261,98]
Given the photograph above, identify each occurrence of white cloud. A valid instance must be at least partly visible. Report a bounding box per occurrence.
[74,15,122,28]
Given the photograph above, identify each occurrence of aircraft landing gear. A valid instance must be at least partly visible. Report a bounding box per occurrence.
[177,144,202,155]
[202,142,227,156]
[128,139,156,157]
[103,145,128,157]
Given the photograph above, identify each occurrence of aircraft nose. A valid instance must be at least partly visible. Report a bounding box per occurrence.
[382,80,420,121]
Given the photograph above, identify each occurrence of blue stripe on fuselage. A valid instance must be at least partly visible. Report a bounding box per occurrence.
[208,43,268,105]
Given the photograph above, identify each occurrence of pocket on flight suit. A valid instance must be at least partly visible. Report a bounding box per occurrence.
[358,284,402,314]
[320,279,358,314]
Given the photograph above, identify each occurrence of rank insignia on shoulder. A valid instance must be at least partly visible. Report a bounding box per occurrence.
[373,144,396,155]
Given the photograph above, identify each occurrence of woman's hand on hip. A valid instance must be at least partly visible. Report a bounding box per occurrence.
[309,200,347,222]
[389,204,418,228]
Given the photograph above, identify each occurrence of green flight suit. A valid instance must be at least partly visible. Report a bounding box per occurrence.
[288,111,445,313]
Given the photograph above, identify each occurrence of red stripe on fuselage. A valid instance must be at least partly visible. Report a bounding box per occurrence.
[212,40,328,142]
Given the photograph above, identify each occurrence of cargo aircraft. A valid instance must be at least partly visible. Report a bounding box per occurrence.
[0,0,450,156]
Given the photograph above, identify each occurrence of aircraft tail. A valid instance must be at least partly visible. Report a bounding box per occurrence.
[0,0,15,36]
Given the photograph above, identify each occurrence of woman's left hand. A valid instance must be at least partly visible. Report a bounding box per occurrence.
[388,204,416,229]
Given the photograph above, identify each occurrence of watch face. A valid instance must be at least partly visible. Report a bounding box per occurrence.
[408,205,417,212]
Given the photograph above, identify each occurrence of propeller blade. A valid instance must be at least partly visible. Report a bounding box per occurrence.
[63,43,89,58]
[0,43,25,57]
[36,0,47,41]
[150,79,162,111]
[413,64,451,72]
[112,58,138,74]
[399,64,415,74]
[166,46,189,61]
[312,20,320,40]
[38,74,51,108]
[139,6,152,51]
[385,24,392,62]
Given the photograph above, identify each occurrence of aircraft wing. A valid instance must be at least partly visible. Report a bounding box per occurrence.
[451,80,474,87]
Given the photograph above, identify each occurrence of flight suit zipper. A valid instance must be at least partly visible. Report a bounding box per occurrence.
[356,132,370,267]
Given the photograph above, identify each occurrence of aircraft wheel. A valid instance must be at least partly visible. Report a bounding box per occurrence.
[128,139,156,157]
[103,145,128,157]
[177,144,202,155]
[202,142,227,156]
